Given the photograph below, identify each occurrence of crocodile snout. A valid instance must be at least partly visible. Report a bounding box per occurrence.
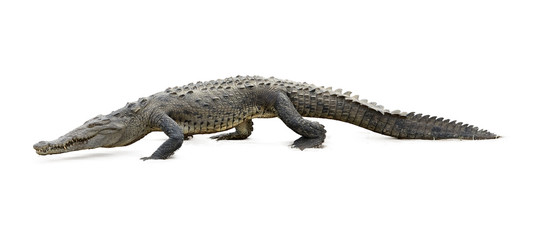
[34,141,48,149]
[33,141,50,155]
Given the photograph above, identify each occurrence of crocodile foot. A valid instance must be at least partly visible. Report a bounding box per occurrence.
[210,132,249,141]
[291,136,325,150]
[141,156,167,161]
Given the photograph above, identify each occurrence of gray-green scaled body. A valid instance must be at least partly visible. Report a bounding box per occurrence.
[33,76,499,160]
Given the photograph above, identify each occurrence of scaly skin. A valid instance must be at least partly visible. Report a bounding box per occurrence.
[33,75,499,160]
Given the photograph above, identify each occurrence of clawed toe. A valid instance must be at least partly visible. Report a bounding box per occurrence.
[210,133,228,140]
[291,136,325,150]
[210,132,249,141]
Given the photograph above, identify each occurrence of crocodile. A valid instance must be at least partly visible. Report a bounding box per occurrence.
[33,75,499,160]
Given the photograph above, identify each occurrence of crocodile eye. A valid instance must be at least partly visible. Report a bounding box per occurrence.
[88,119,111,128]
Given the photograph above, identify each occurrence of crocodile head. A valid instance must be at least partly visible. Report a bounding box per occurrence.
[33,111,146,156]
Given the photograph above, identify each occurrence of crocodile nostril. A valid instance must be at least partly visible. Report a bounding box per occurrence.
[33,141,49,150]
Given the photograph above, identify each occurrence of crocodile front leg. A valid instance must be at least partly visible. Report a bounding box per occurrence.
[210,119,253,140]
[141,114,184,160]
[274,92,326,150]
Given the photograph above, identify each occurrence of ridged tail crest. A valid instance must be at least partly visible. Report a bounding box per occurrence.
[288,84,499,140]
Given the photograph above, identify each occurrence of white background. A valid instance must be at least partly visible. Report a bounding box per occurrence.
[1,0,539,239]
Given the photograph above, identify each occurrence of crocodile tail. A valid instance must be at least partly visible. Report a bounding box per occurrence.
[289,87,499,140]
[349,108,499,140]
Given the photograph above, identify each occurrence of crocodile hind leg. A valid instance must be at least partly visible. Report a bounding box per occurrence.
[210,119,253,140]
[274,92,326,150]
